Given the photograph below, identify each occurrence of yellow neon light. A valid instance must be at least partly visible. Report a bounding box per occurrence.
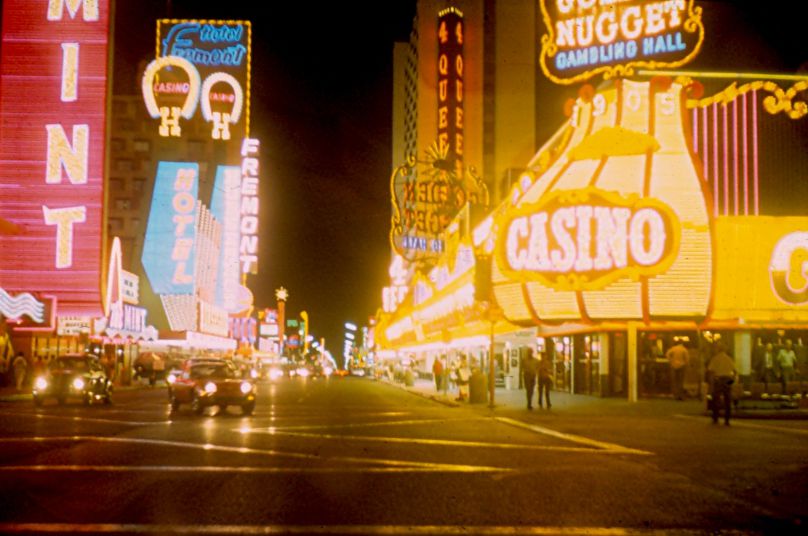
[683,80,808,120]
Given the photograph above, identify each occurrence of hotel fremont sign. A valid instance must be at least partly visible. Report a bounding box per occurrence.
[539,0,705,85]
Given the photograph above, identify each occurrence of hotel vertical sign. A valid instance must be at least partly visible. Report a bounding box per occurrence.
[0,0,111,316]
[437,7,464,177]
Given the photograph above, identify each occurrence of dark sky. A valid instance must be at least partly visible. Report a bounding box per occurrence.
[113,1,417,356]
[105,1,804,358]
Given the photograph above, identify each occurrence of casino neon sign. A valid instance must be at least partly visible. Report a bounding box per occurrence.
[497,188,681,291]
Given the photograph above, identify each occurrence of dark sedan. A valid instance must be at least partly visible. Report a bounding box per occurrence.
[168,361,256,415]
[32,354,113,406]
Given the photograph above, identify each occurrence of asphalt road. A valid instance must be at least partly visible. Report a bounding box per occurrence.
[0,376,805,535]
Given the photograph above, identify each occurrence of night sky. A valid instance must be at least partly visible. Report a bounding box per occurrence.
[31,1,807,359]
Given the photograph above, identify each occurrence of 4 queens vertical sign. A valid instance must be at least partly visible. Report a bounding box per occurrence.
[437,7,464,177]
[0,0,110,316]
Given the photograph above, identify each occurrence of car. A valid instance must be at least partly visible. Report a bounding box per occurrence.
[132,351,173,385]
[32,354,113,407]
[167,361,256,416]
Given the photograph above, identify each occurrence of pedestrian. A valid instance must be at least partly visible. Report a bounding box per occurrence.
[432,356,444,392]
[757,342,776,393]
[707,342,737,425]
[538,352,552,409]
[522,348,539,410]
[666,337,689,400]
[777,339,797,395]
[455,355,471,402]
[12,351,27,391]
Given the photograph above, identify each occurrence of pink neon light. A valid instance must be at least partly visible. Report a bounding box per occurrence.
[704,106,714,215]
[713,103,719,215]
[733,98,739,216]
[743,91,749,215]
[0,0,111,316]
[752,89,760,215]
[723,102,729,216]
[692,108,698,152]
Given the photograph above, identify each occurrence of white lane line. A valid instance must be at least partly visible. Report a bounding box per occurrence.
[0,464,503,474]
[256,430,631,454]
[494,417,652,456]
[0,523,752,534]
[0,411,169,426]
[260,417,472,431]
[674,414,808,436]
[0,436,510,473]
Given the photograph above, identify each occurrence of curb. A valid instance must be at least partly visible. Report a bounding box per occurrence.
[376,378,461,408]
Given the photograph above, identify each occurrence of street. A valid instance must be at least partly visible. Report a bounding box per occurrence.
[0,376,806,535]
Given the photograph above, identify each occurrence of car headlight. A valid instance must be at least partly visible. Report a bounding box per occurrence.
[240,381,253,394]
[72,377,85,390]
[34,377,48,391]
[269,368,283,380]
[167,373,177,384]
[204,382,217,394]
[297,367,310,378]
[250,369,258,379]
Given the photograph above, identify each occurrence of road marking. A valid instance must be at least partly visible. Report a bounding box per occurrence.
[674,414,808,435]
[494,417,652,456]
[0,410,169,426]
[261,417,473,431]
[257,430,633,454]
[0,436,510,473]
[0,523,757,534]
[0,464,504,474]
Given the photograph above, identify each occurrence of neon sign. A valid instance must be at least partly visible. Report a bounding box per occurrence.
[162,23,247,67]
[155,19,252,140]
[239,138,260,274]
[0,0,110,315]
[497,188,681,292]
[770,232,808,306]
[539,0,704,85]
[142,162,199,295]
[437,7,464,177]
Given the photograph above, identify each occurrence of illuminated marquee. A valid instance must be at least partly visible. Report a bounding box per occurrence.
[142,162,199,295]
[770,232,808,306]
[539,0,704,85]
[0,0,110,315]
[437,7,464,177]
[239,138,260,274]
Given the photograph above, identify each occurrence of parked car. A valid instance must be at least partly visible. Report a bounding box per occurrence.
[167,361,256,415]
[32,354,113,406]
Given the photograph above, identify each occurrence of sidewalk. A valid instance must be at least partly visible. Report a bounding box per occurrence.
[381,376,808,420]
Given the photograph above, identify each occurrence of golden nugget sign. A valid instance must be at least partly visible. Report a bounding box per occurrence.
[497,188,680,291]
[539,0,704,85]
[770,232,808,306]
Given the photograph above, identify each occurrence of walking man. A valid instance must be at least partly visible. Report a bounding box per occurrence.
[666,337,689,400]
[538,353,553,409]
[777,340,797,395]
[707,343,737,425]
[522,348,539,410]
[432,356,444,392]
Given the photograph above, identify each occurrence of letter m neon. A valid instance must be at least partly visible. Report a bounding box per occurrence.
[47,0,99,21]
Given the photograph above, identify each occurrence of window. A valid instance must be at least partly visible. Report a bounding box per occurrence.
[133,139,150,153]
[130,218,141,230]
[132,178,146,192]
[108,218,123,232]
[112,100,129,116]
[114,198,132,211]
[109,178,123,191]
[115,159,134,172]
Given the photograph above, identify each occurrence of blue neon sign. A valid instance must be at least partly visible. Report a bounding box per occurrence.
[162,23,247,68]
[142,162,199,295]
